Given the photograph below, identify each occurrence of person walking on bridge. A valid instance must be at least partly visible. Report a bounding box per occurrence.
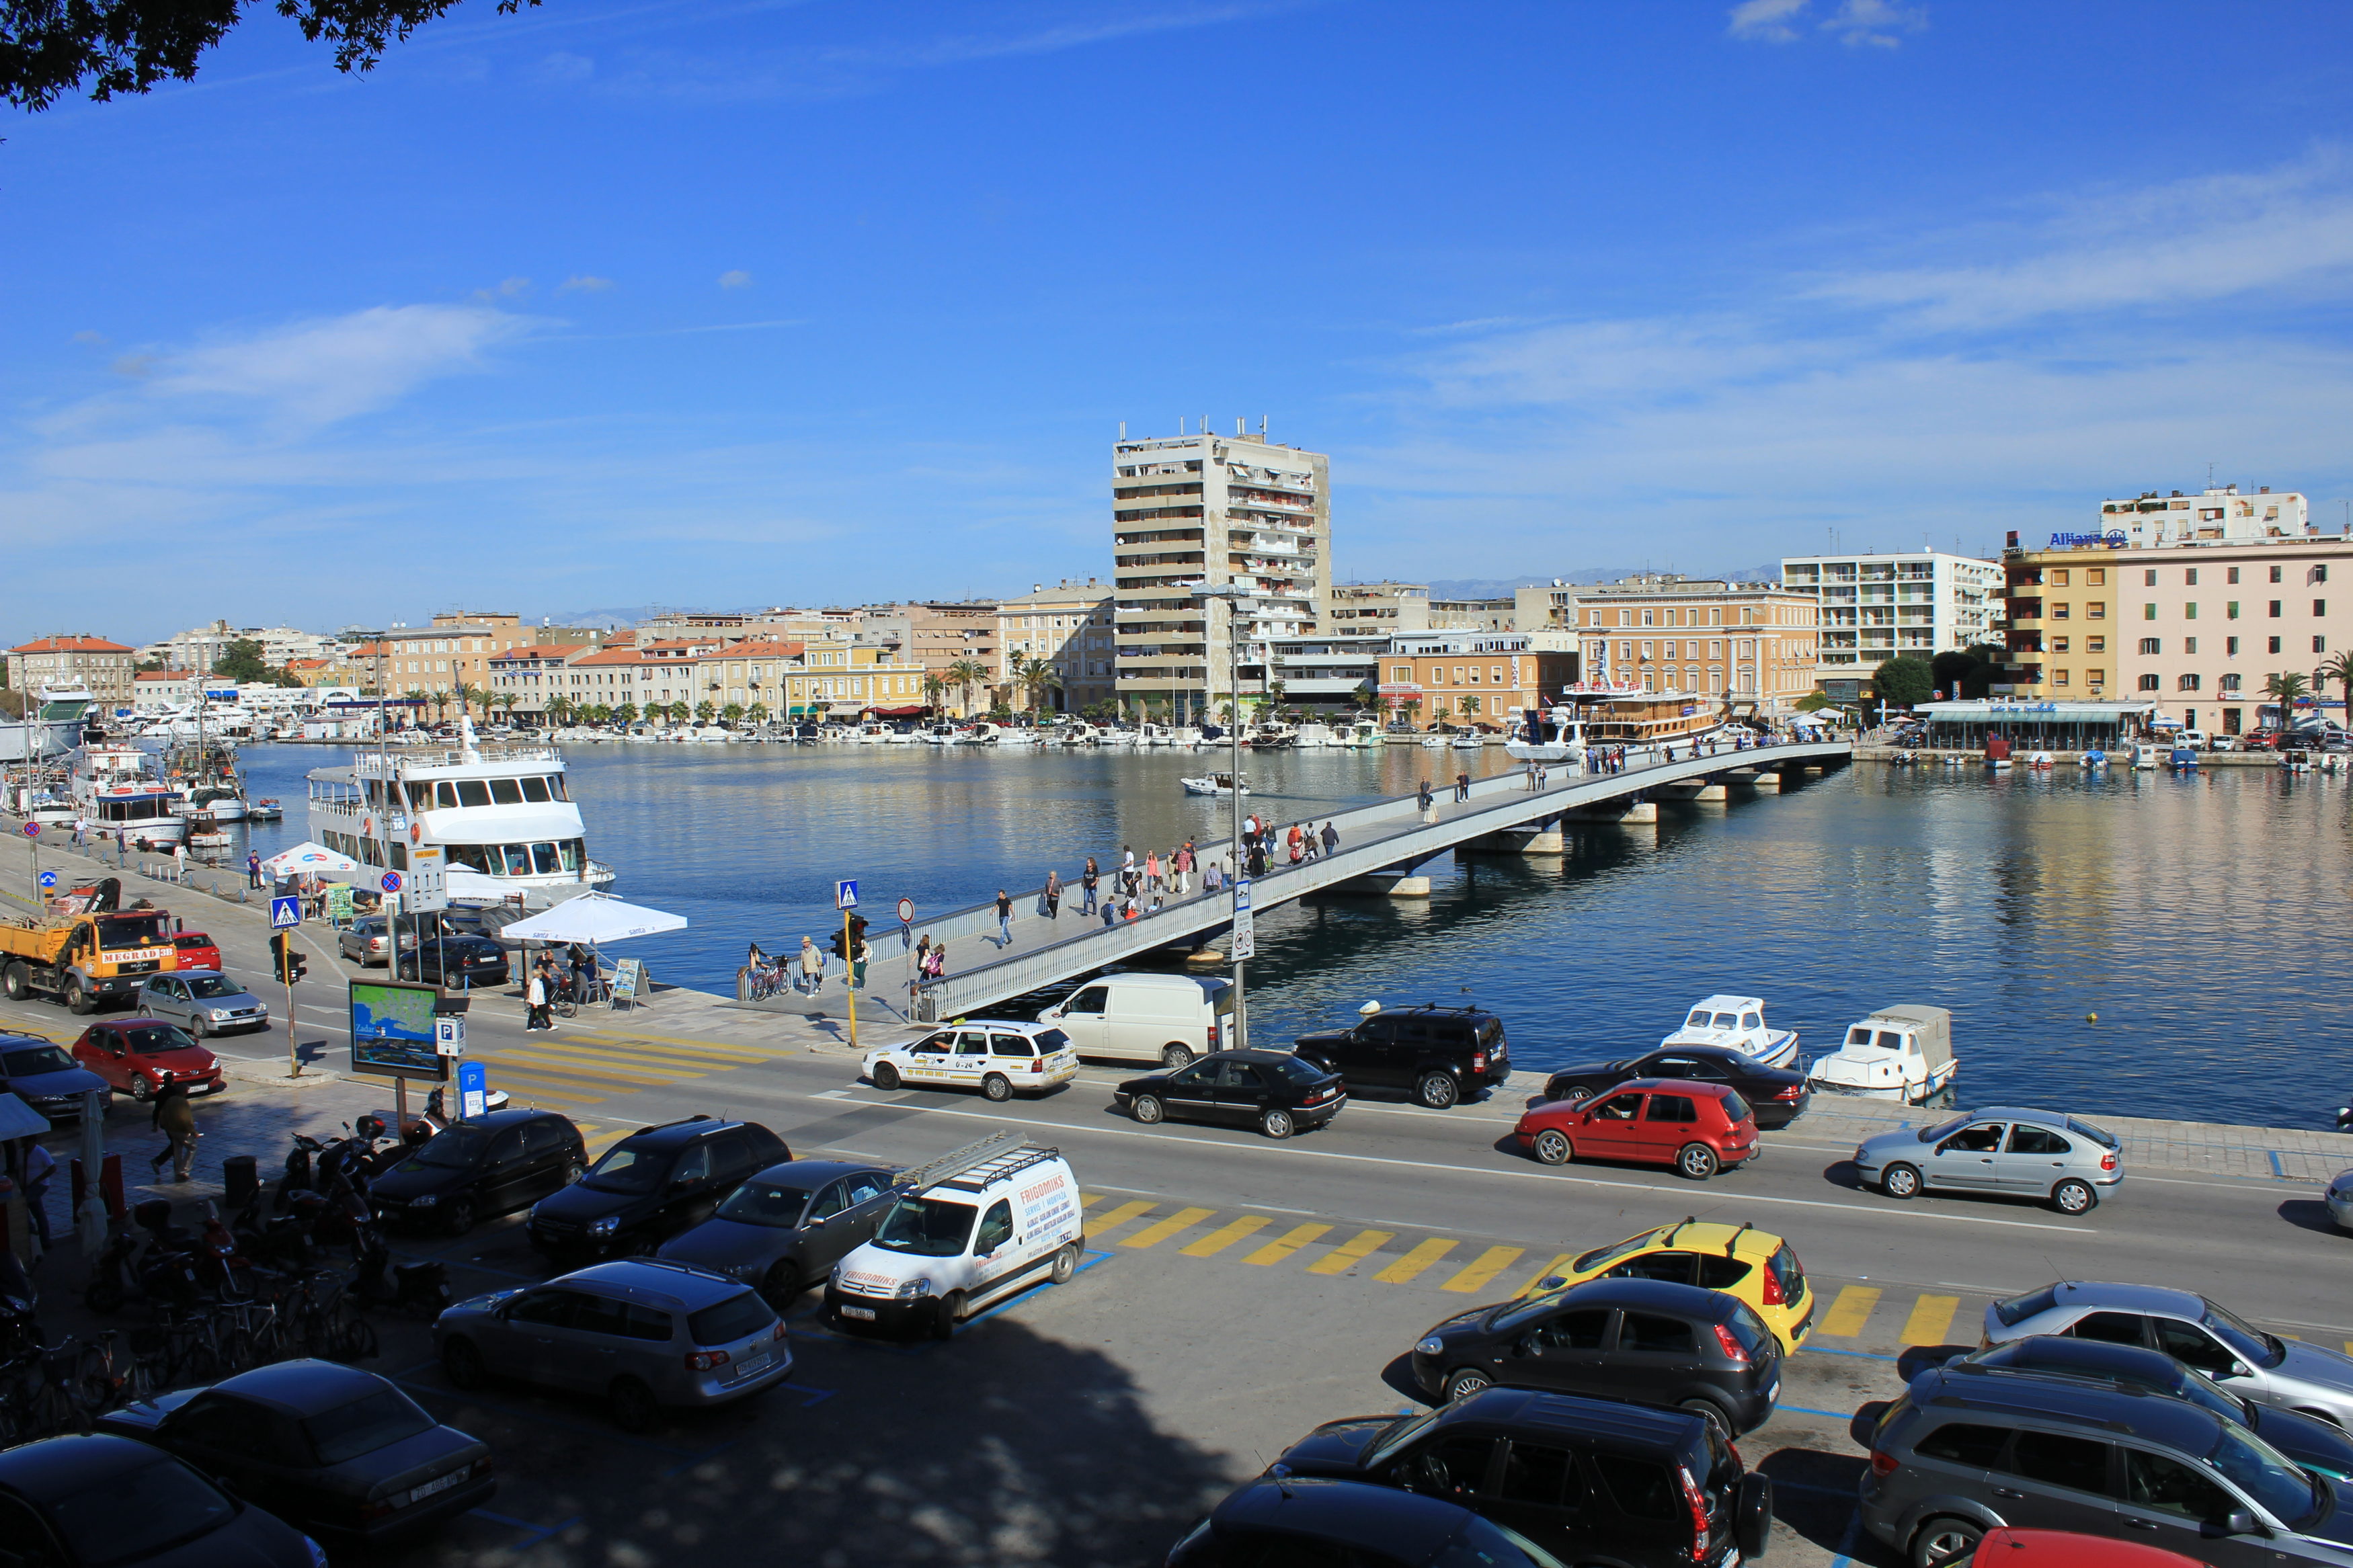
[1081,857,1099,916]
[799,936,824,995]
[994,889,1014,947]
[1320,820,1339,856]
[1043,868,1062,921]
[1416,779,1433,813]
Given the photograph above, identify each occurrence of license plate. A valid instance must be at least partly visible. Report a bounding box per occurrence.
[840,1305,876,1321]
[408,1469,466,1503]
[732,1352,771,1378]
[1766,1378,1780,1401]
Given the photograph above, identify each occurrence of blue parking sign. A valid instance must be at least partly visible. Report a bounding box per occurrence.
[457,1059,487,1120]
[270,896,303,930]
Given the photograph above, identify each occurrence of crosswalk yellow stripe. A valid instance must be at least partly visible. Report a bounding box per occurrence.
[1511,1253,1577,1298]
[1376,1238,1457,1284]
[1121,1207,1215,1250]
[1087,1200,1154,1238]
[1819,1286,1882,1337]
[474,1061,650,1091]
[1246,1223,1331,1266]
[1182,1216,1271,1257]
[564,1030,773,1056]
[1900,1294,1960,1346]
[1080,1192,1109,1208]
[482,1045,709,1078]
[1307,1229,1395,1277]
[489,1079,607,1104]
[1441,1246,1525,1295]
[2344,1341,2353,1357]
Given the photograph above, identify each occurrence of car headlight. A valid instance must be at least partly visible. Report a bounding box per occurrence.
[895,1278,932,1300]
[409,1193,438,1207]
[304,1537,330,1568]
[1416,1336,1445,1356]
[588,1215,620,1236]
[1855,1146,1870,1163]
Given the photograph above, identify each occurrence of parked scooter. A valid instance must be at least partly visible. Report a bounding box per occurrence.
[85,1201,202,1315]
[348,1228,451,1317]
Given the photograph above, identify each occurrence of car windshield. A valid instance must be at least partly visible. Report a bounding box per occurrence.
[303,1386,436,1464]
[48,1454,236,1566]
[1362,1409,1444,1469]
[2203,1300,2287,1368]
[2,1044,74,1075]
[1992,1285,2059,1327]
[873,1195,978,1256]
[1438,1515,1569,1568]
[1489,1296,1561,1338]
[185,977,241,1000]
[118,1024,196,1056]
[1920,1114,1972,1143]
[716,1182,815,1229]
[584,1144,670,1194]
[95,914,169,950]
[411,1127,490,1170]
[1574,1227,1668,1274]
[2210,1424,2322,1528]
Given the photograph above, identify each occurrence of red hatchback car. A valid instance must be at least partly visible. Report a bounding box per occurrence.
[72,1019,225,1101]
[170,932,222,973]
[1513,1077,1758,1181]
[1971,1528,2202,1567]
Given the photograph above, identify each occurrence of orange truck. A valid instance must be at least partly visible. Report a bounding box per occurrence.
[0,882,179,1014]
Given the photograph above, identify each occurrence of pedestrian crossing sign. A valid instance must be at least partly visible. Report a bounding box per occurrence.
[835,879,858,909]
[270,896,303,930]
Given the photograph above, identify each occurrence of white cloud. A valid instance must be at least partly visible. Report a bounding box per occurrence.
[132,302,537,427]
[559,275,616,293]
[1727,0,1808,44]
[1823,0,1925,48]
[717,269,753,289]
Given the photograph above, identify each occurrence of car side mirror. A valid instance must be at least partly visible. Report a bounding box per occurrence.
[805,1215,826,1229]
[2222,1510,2259,1536]
[2225,1362,2251,1380]
[1512,1335,1540,1359]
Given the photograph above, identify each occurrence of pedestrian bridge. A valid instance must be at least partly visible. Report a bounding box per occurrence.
[859,740,1851,1026]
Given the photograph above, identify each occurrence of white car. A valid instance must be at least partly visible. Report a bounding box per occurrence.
[863,1020,1078,1102]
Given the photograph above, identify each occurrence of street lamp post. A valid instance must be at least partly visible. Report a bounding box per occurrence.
[1197,583,1250,1050]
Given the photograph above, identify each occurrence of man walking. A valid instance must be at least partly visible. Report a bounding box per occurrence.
[525,965,552,1030]
[799,936,824,995]
[1044,868,1062,920]
[149,1081,198,1183]
[995,889,1014,946]
[1081,857,1099,916]
[1320,820,1339,856]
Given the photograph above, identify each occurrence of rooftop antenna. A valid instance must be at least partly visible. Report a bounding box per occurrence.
[1261,415,1268,438]
[1178,416,1185,435]
[1118,420,1126,440]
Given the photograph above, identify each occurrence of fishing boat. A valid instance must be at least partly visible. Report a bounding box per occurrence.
[1180,772,1250,796]
[71,745,187,846]
[1805,1003,1957,1104]
[1658,994,1800,1070]
[2129,742,2161,770]
[2079,747,2108,769]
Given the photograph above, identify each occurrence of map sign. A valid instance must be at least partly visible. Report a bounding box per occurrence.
[325,885,355,923]
[348,979,450,1081]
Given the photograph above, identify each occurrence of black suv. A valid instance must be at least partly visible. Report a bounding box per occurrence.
[1273,1387,1771,1568]
[1538,1046,1810,1129]
[370,1109,586,1234]
[1293,1004,1510,1109]
[1409,1278,1782,1438]
[396,935,512,990]
[528,1115,788,1258]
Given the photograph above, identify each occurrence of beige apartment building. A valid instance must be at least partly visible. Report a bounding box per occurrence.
[1112,426,1332,720]
[7,636,139,705]
[996,581,1115,714]
[1328,582,1432,634]
[1563,576,1820,714]
[370,613,608,702]
[890,602,1000,688]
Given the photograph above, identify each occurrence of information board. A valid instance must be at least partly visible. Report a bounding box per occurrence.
[611,958,645,1009]
[325,885,355,923]
[348,978,450,1082]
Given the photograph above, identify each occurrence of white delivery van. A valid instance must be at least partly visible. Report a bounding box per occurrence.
[1037,971,1233,1068]
[822,1130,1083,1340]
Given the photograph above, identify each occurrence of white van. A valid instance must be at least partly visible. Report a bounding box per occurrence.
[1038,971,1234,1068]
[822,1131,1082,1340]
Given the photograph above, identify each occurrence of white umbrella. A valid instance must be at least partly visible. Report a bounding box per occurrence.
[497,891,688,944]
[260,841,366,879]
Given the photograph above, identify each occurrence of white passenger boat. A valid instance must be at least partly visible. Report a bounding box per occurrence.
[1507,689,1729,764]
[1180,772,1250,796]
[72,745,186,846]
[1804,1003,1957,1104]
[306,717,614,907]
[955,723,1003,745]
[1658,994,1799,1070]
[0,684,96,764]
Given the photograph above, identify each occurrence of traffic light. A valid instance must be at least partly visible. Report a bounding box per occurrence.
[270,934,307,985]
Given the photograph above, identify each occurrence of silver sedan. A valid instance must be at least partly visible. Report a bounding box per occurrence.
[2329,1169,2353,1233]
[136,971,268,1038]
[1851,1104,2122,1214]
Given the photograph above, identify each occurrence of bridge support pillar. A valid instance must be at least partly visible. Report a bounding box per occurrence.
[1555,799,1658,825]
[1458,825,1566,857]
[1724,770,1781,792]
[1338,871,1432,897]
[1656,781,1728,802]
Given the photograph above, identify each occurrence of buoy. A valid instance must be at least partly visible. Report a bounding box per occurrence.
[2085,1012,2098,1023]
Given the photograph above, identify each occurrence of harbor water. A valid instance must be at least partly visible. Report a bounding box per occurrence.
[219,743,2353,1131]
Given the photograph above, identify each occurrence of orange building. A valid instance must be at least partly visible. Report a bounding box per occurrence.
[1376,636,1580,729]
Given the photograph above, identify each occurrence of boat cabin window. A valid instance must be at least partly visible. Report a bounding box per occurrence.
[1712,1012,1740,1029]
[490,779,524,804]
[1739,1012,1761,1031]
[1845,1026,1873,1046]
[456,781,493,807]
[447,845,490,872]
[1685,1009,1712,1028]
[557,839,582,872]
[531,843,560,874]
[520,777,552,802]
[1876,1030,1911,1053]
[500,845,531,875]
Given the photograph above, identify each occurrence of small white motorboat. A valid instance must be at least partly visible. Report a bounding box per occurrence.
[1658,994,1799,1070]
[1180,772,1250,796]
[2079,748,2108,769]
[1805,1003,1957,1104]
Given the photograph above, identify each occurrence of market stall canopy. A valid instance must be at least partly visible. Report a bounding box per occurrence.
[259,841,365,880]
[497,892,688,944]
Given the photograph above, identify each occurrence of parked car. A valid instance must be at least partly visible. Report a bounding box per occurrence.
[860,1020,1078,1100]
[71,1018,223,1101]
[1035,971,1232,1068]
[1168,1477,1570,1568]
[1269,1387,1772,1567]
[2327,1167,2353,1230]
[337,918,419,967]
[1968,1528,2206,1567]
[1290,1001,1511,1109]
[169,932,222,973]
[93,1360,491,1546]
[657,1159,898,1307]
[1534,1045,1810,1128]
[434,1258,791,1432]
[1512,1079,1757,1180]
[1851,1105,2122,1213]
[1407,1278,1782,1436]
[134,971,268,1038]
[1927,1335,2353,1482]
[369,1109,586,1235]
[528,1116,788,1258]
[1855,1360,2352,1567]
[394,935,511,990]
[1983,1280,2353,1430]
[1113,1049,1347,1139]
[0,1034,112,1122]
[1515,1219,1814,1352]
[0,1432,324,1566]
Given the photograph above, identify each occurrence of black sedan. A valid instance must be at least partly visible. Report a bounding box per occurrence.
[1534,1046,1810,1128]
[1169,1477,1563,1568]
[95,1360,491,1547]
[1114,1049,1347,1139]
[396,934,511,989]
[0,1035,112,1123]
[0,1433,321,1566]
[367,1108,586,1235]
[656,1159,899,1306]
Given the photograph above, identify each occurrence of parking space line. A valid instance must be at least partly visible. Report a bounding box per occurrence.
[1121,1206,1215,1250]
[396,1376,713,1458]
[658,1440,738,1479]
[776,1381,838,1407]
[1818,1285,1882,1337]
[1376,1238,1457,1284]
[1182,1216,1271,1257]
[1899,1294,1959,1346]
[1246,1223,1332,1266]
[1511,1253,1576,1297]
[1307,1229,1395,1276]
[468,1509,584,1551]
[1086,1199,1155,1238]
[1441,1245,1525,1294]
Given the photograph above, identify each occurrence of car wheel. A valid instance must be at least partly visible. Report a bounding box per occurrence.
[1880,1161,1921,1200]
[1910,1516,1983,1568]
[442,1335,488,1389]
[1443,1368,1492,1402]
[188,1015,207,1040]
[1552,1085,1591,1108]
[982,1073,1012,1103]
[1160,1044,1193,1070]
[2050,1178,2097,1216]
[563,1159,585,1185]
[443,1197,477,1236]
[1261,1108,1295,1140]
[1677,1143,1720,1182]
[1131,1094,1165,1125]
[1415,1072,1459,1110]
[1,964,25,1001]
[608,1376,657,1433]
[128,1076,152,1103]
[65,983,91,1016]
[760,1261,802,1309]
[932,1291,964,1342]
[1531,1128,1572,1165]
[872,1061,901,1091]
[1679,1398,1734,1441]
[1049,1243,1078,1284]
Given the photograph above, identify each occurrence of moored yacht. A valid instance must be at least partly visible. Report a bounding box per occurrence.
[1658,994,1799,1070]
[71,743,186,845]
[1804,1004,1956,1104]
[0,683,97,764]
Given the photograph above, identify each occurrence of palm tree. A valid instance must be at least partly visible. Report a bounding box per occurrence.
[695,700,716,725]
[746,702,768,725]
[2264,671,2311,731]
[945,659,988,718]
[922,673,947,714]
[547,694,573,727]
[612,702,637,727]
[721,702,745,728]
[402,688,428,731]
[2323,652,2353,729]
[1014,653,1064,714]
[495,691,519,725]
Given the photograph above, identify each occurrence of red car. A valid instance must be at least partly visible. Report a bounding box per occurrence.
[1972,1528,2202,1567]
[1513,1077,1758,1180]
[171,932,221,972]
[72,1018,225,1101]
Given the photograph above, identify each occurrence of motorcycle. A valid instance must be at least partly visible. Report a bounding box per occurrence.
[348,1228,451,1317]
[85,1201,202,1315]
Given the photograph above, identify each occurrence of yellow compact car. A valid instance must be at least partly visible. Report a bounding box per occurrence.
[1519,1218,1814,1353]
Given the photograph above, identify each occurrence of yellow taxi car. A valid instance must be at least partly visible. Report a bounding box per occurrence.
[861,1020,1080,1101]
[1519,1217,1814,1352]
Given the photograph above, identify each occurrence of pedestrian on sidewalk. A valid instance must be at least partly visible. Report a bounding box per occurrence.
[247,851,263,889]
[21,1141,54,1248]
[149,1081,198,1183]
[995,889,1014,946]
[1044,869,1062,920]
[1177,840,1195,894]
[1205,857,1224,892]
[851,934,870,992]
[799,937,824,995]
[1455,771,1471,802]
[1417,779,1433,813]
[922,942,946,981]
[1101,900,1117,927]
[1286,823,1304,864]
[171,841,187,879]
[1320,820,1339,855]
[1121,844,1135,883]
[1080,857,1099,915]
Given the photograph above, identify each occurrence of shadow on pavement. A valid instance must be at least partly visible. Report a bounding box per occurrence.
[1757,1447,1882,1563]
[2276,1198,2344,1238]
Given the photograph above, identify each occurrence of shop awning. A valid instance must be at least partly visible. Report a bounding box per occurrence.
[868,705,927,717]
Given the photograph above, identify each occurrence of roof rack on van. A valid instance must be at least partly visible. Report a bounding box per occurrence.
[894,1130,1043,1195]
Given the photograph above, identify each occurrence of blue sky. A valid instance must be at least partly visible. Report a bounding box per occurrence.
[7,0,2353,643]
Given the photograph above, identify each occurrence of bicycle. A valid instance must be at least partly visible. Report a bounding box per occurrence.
[153,1304,222,1387]
[78,1327,162,1412]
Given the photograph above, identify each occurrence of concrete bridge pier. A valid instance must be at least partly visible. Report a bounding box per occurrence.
[1656,780,1728,802]
[1553,797,1659,825]
[1458,819,1567,858]
[1335,848,1446,897]
[1723,769,1782,792]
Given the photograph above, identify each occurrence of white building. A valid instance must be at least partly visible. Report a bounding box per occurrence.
[1777,550,2002,696]
[141,620,340,673]
[2093,484,2309,548]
